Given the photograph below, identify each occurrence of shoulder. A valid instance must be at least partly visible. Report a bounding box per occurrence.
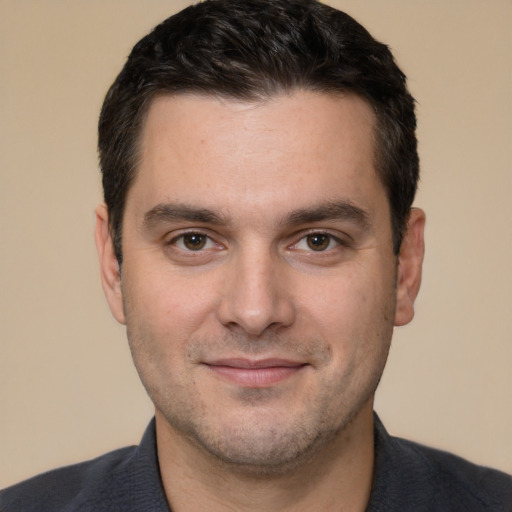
[0,446,137,512]
[0,419,169,512]
[370,417,512,512]
[394,436,511,509]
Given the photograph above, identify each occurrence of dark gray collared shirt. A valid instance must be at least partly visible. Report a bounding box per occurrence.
[1,415,510,511]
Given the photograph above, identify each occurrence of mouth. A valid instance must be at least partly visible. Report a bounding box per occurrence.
[203,358,308,388]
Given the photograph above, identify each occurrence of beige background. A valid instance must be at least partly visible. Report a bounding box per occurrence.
[1,0,511,488]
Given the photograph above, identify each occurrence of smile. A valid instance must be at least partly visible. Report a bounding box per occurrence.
[204,359,308,387]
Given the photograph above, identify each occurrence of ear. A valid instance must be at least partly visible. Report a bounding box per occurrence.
[394,208,426,326]
[94,204,126,325]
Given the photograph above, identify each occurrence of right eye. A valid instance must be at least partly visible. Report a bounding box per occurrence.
[170,232,216,251]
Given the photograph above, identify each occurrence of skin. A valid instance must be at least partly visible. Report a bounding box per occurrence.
[96,91,425,511]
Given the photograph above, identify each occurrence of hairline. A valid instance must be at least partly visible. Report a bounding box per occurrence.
[111,87,401,264]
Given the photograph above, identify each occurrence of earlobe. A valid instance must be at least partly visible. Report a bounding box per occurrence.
[394,208,426,327]
[94,204,126,325]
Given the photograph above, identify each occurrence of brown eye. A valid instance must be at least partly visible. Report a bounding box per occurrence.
[306,234,331,251]
[182,233,208,250]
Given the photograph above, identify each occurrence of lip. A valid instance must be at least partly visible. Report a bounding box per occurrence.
[204,358,308,387]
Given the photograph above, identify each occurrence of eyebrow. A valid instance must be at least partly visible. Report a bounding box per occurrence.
[284,200,371,231]
[143,203,227,229]
[142,199,371,231]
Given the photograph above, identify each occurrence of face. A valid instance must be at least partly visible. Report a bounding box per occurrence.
[96,91,424,473]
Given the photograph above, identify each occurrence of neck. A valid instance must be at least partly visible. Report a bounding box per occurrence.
[156,403,375,512]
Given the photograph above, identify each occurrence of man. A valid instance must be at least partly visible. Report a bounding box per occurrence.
[1,0,510,510]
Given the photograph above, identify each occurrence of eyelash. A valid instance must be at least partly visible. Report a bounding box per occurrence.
[167,231,220,252]
[290,231,345,253]
[166,230,348,254]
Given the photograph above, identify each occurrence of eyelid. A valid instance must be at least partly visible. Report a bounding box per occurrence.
[291,228,352,243]
[164,227,351,254]
[288,229,350,250]
[166,229,224,251]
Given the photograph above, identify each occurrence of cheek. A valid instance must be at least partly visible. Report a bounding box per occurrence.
[299,268,382,325]
[297,264,396,354]
[122,264,219,348]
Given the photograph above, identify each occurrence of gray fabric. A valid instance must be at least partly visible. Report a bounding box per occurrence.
[0,419,170,512]
[1,415,510,511]
[367,416,511,511]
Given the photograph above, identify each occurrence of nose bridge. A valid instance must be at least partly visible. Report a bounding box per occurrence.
[217,242,295,335]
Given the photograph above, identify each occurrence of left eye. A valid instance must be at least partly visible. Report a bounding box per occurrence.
[172,233,216,251]
[293,233,340,252]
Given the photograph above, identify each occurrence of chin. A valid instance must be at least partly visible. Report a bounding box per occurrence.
[189,422,334,476]
[162,396,370,477]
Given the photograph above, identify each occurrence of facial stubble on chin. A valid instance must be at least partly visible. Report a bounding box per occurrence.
[126,319,394,476]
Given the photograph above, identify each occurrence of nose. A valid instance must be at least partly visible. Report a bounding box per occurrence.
[216,249,296,336]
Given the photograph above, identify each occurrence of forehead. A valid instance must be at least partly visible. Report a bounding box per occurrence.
[140,91,376,158]
[129,91,385,223]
